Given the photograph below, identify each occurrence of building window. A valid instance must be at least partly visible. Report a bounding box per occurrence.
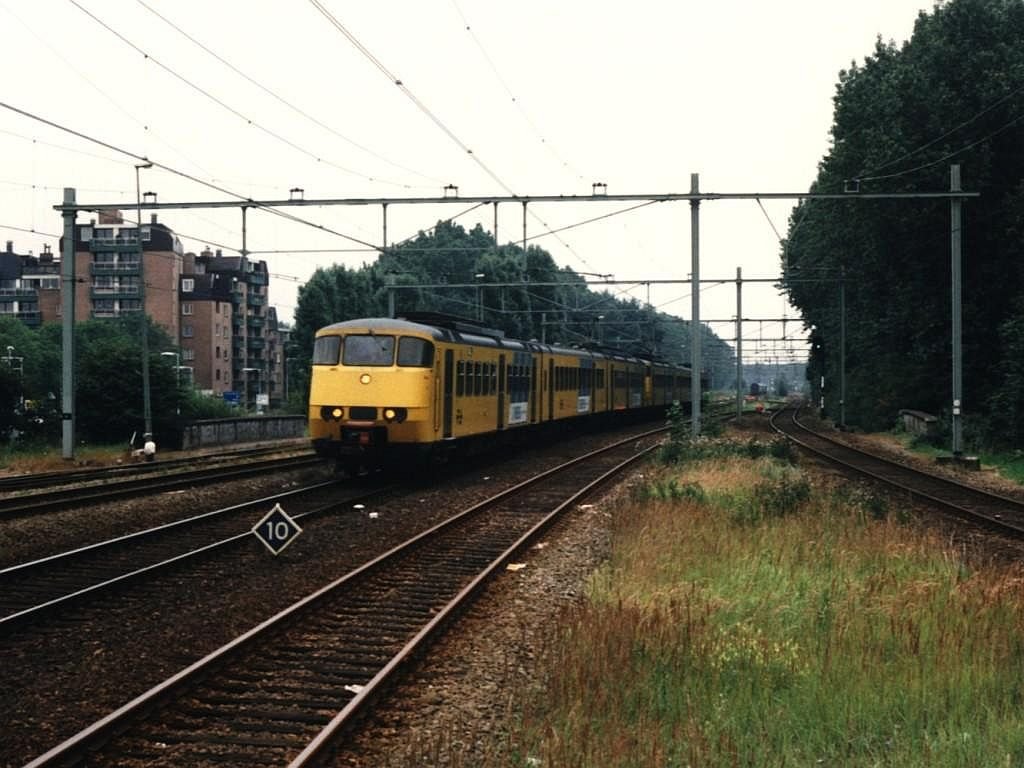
[182,303,193,316]
[182,349,195,361]
[182,278,194,293]
[216,346,220,359]
[182,325,193,338]
[216,369,221,381]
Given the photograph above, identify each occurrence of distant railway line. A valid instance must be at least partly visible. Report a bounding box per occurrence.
[771,406,1024,536]
[0,450,320,518]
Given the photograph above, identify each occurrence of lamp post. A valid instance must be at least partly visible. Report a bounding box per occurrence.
[242,367,260,412]
[160,351,181,418]
[474,273,485,321]
[135,162,153,438]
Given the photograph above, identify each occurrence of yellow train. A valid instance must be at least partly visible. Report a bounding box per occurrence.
[308,314,697,474]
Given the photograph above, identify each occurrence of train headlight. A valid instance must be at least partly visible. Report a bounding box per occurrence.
[320,406,344,421]
[360,373,372,385]
[382,407,407,423]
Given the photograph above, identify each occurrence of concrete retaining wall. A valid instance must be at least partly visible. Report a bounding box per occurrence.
[180,416,307,450]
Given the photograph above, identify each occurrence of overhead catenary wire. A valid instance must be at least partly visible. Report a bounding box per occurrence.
[0,99,380,250]
[448,0,588,186]
[67,0,414,189]
[305,0,600,275]
[133,0,443,189]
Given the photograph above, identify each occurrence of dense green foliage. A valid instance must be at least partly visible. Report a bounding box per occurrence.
[780,0,1024,446]
[291,220,736,405]
[0,316,232,447]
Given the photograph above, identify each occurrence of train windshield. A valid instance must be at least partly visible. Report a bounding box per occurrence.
[342,334,395,366]
[397,337,434,367]
[312,335,341,365]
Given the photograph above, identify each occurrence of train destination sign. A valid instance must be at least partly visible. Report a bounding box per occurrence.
[252,503,303,555]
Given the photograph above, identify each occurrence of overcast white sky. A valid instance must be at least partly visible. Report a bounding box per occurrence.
[0,0,931,361]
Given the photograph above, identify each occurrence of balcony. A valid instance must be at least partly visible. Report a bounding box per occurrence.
[247,271,268,285]
[248,337,266,349]
[91,306,142,319]
[90,237,142,252]
[91,262,140,275]
[246,315,265,328]
[92,286,140,298]
[2,310,41,326]
[247,295,266,306]
[0,287,39,300]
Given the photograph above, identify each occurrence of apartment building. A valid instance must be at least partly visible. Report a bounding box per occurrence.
[185,248,285,409]
[73,209,183,335]
[0,241,56,327]
[4,211,289,410]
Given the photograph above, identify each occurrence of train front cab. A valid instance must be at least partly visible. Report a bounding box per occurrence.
[309,323,439,472]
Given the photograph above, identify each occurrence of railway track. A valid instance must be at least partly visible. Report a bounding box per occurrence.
[0,443,312,494]
[771,406,1024,534]
[23,427,663,767]
[0,453,322,518]
[0,477,399,635]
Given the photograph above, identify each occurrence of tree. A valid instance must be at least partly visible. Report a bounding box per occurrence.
[74,317,179,445]
[780,0,1024,441]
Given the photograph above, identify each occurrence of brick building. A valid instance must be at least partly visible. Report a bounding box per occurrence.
[3,212,290,411]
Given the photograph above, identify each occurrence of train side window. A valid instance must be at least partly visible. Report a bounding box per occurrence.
[490,363,497,394]
[397,337,434,367]
[456,361,465,396]
[312,335,341,365]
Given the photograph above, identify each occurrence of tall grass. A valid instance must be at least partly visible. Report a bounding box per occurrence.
[509,453,1024,767]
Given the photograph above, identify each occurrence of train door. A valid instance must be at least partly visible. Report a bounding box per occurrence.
[443,349,454,439]
[547,358,555,421]
[528,355,538,423]
[497,354,506,430]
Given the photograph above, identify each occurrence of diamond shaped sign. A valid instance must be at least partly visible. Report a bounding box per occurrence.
[252,503,303,555]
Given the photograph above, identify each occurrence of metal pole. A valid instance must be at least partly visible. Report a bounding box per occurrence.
[521,201,532,330]
[839,266,846,429]
[382,202,388,253]
[136,163,153,438]
[60,188,76,460]
[736,266,742,418]
[240,206,248,257]
[951,165,963,456]
[493,201,498,247]
[690,173,701,436]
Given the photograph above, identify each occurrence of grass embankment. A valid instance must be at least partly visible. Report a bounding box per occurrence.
[512,437,1024,767]
[0,443,128,474]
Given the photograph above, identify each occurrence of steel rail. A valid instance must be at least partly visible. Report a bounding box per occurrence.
[0,478,379,634]
[0,454,322,518]
[23,426,664,767]
[0,444,312,493]
[770,406,1024,534]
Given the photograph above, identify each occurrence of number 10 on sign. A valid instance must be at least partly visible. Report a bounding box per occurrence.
[252,503,303,555]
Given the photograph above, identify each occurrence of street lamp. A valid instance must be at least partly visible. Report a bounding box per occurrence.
[242,367,261,412]
[135,162,154,438]
[160,351,181,418]
[474,273,485,321]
